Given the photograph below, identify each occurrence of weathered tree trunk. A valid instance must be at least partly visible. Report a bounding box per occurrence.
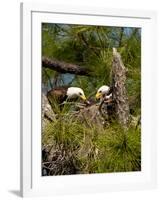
[42,94,56,130]
[42,57,92,76]
[112,48,129,127]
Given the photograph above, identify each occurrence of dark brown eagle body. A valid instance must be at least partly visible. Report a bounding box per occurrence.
[47,86,87,112]
[47,86,69,104]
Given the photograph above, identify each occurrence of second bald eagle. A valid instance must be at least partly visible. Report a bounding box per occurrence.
[95,85,112,100]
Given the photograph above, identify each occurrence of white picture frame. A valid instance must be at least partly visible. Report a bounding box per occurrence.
[20,2,157,197]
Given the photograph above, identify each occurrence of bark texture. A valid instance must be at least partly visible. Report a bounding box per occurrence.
[42,57,92,76]
[112,48,129,127]
[42,94,56,130]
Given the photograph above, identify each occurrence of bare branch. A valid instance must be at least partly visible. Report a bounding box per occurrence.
[42,57,92,76]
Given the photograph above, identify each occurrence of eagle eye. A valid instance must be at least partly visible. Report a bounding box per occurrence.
[79,92,82,95]
[99,90,102,93]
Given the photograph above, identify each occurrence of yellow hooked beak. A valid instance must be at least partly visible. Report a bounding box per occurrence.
[80,95,87,101]
[95,92,102,99]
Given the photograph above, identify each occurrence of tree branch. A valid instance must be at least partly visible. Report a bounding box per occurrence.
[42,57,92,76]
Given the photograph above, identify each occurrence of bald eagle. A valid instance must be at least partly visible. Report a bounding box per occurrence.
[95,85,112,100]
[96,86,114,122]
[47,86,87,106]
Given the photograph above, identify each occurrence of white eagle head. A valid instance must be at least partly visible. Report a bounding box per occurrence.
[95,85,110,99]
[67,87,87,100]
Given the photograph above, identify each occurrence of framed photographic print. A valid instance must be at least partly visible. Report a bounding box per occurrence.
[20,2,157,197]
